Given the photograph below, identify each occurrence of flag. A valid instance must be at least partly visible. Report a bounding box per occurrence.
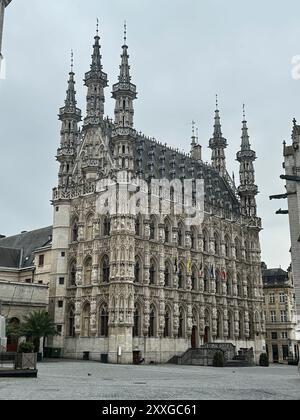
[221,269,228,282]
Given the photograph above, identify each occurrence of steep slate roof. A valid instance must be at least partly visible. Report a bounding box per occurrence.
[133,135,240,215]
[0,226,53,269]
[0,247,21,268]
[262,268,289,287]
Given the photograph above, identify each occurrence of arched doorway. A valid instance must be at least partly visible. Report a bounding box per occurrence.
[191,326,198,349]
[204,326,210,344]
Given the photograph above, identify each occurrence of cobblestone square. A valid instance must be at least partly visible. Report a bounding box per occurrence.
[0,361,299,400]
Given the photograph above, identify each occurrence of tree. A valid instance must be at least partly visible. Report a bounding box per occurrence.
[19,311,58,353]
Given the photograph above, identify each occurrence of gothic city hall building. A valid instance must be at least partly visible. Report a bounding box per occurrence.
[48,26,266,364]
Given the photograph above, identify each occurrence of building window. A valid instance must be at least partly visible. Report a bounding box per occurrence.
[164,310,171,338]
[84,257,92,286]
[57,325,62,334]
[61,252,65,257]
[149,261,156,285]
[25,279,32,284]
[72,220,79,242]
[133,307,140,337]
[134,259,141,283]
[59,277,65,285]
[269,293,275,304]
[58,301,64,308]
[282,345,289,360]
[271,311,277,323]
[103,216,111,237]
[38,255,45,267]
[102,256,110,284]
[165,264,170,287]
[100,306,109,337]
[164,223,170,244]
[178,309,184,338]
[149,306,156,337]
[68,308,75,337]
[279,292,286,303]
[203,230,209,253]
[135,217,141,236]
[271,332,278,340]
[178,224,184,247]
[280,310,288,323]
[150,217,155,240]
[204,268,209,292]
[56,207,59,212]
[191,269,196,291]
[178,265,184,289]
[282,332,288,339]
[69,262,76,286]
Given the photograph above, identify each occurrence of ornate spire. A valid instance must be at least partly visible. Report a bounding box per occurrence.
[191,120,196,146]
[209,95,228,174]
[191,122,202,161]
[236,105,258,217]
[112,22,137,132]
[241,104,251,151]
[84,21,108,126]
[57,54,82,187]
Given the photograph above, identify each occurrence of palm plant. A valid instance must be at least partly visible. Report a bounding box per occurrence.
[19,311,59,353]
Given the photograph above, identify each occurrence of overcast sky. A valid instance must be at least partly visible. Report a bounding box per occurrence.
[1,0,299,269]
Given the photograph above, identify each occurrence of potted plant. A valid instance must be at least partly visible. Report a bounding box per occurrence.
[18,310,59,362]
[15,341,37,370]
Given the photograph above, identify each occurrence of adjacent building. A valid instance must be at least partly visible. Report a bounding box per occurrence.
[283,121,300,354]
[0,228,51,351]
[262,264,298,364]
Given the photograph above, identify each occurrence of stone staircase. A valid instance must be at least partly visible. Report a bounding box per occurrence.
[168,344,254,368]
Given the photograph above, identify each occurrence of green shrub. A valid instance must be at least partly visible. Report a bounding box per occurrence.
[259,353,269,367]
[213,351,225,367]
[18,342,34,354]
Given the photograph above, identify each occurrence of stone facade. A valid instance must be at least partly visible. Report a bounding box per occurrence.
[283,124,300,353]
[49,27,266,364]
[262,265,299,363]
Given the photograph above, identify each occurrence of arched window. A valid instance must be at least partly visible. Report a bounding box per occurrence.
[214,232,221,256]
[225,235,230,258]
[204,267,209,292]
[149,259,156,285]
[238,312,244,339]
[103,216,111,236]
[216,270,222,295]
[68,307,75,337]
[84,257,92,286]
[178,264,184,289]
[191,227,197,250]
[178,308,185,338]
[133,306,140,337]
[247,277,252,299]
[134,258,141,283]
[72,219,79,242]
[203,230,209,253]
[102,256,110,284]
[237,274,243,297]
[150,217,156,240]
[164,219,171,244]
[86,215,93,241]
[164,262,171,287]
[164,309,171,338]
[227,272,232,296]
[135,216,141,236]
[100,305,109,337]
[216,311,222,339]
[149,305,156,337]
[191,267,197,291]
[235,237,241,260]
[178,223,184,247]
[82,303,91,337]
[228,312,234,339]
[69,261,77,286]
